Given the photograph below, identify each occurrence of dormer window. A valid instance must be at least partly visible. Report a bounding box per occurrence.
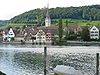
[93,28,96,30]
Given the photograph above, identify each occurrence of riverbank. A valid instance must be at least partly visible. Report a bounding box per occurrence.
[66,41,100,46]
[1,41,100,46]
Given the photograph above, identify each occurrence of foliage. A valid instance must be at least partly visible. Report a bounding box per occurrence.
[8,5,100,25]
[64,31,69,41]
[65,20,68,26]
[67,32,77,40]
[81,26,90,41]
[0,20,7,26]
[64,20,69,40]
[58,18,63,45]
[11,37,15,41]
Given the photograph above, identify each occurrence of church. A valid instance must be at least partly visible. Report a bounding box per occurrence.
[45,3,51,27]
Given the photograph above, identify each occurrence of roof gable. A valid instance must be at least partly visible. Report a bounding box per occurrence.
[90,26,99,31]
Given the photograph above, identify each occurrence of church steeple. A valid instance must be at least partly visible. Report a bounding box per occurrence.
[45,2,51,27]
[46,3,49,17]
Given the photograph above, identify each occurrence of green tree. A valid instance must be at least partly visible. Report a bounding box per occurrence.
[65,20,68,26]
[58,18,63,45]
[81,26,90,41]
[64,20,69,41]
[9,5,100,24]
[68,32,77,40]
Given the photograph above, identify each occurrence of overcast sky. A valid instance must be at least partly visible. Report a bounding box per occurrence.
[0,0,100,20]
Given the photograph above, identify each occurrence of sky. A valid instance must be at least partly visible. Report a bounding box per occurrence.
[0,0,100,20]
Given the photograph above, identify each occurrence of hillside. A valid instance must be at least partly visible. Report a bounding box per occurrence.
[0,20,7,26]
[8,5,100,25]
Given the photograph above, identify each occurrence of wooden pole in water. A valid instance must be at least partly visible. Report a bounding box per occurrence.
[96,53,99,75]
[44,47,47,75]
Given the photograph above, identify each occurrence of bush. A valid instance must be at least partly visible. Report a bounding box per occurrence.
[11,37,14,41]
[68,34,77,40]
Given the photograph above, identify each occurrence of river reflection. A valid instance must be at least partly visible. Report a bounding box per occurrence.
[0,45,100,75]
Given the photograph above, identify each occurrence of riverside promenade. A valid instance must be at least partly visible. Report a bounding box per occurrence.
[66,41,100,46]
[2,41,100,46]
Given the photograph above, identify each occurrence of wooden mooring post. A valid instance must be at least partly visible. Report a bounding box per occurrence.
[44,47,47,75]
[96,53,99,75]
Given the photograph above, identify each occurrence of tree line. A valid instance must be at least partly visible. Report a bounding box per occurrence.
[8,5,100,25]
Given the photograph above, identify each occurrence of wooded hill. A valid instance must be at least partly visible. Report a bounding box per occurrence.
[8,5,100,25]
[0,20,7,26]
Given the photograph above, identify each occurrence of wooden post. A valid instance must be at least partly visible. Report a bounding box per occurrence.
[96,53,99,75]
[44,47,47,75]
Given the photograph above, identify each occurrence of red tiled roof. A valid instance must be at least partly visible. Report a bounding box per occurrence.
[67,25,82,32]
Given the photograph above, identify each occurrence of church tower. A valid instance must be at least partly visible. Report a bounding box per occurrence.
[45,3,51,27]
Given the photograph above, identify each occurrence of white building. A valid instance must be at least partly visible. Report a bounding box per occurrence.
[3,28,15,41]
[90,26,99,39]
[45,3,51,27]
[2,31,6,41]
[34,30,46,44]
[7,28,15,41]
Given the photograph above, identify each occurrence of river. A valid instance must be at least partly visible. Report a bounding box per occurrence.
[0,44,100,75]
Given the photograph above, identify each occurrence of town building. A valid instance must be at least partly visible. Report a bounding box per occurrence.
[3,28,15,41]
[67,25,82,33]
[0,30,3,42]
[37,26,57,44]
[34,30,46,44]
[90,26,99,39]
[7,28,15,41]
[2,25,57,44]
[45,3,51,27]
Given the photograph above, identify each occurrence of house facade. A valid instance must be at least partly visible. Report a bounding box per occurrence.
[67,25,82,33]
[31,26,57,44]
[90,26,99,39]
[2,26,57,44]
[46,32,52,43]
[34,30,46,44]
[7,28,15,41]
[3,28,15,41]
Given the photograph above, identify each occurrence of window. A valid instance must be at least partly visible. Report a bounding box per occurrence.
[95,34,98,36]
[91,34,94,36]
[91,31,94,33]
[95,31,98,33]
[93,28,96,30]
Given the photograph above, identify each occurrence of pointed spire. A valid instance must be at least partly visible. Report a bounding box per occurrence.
[45,0,51,27]
[46,2,49,17]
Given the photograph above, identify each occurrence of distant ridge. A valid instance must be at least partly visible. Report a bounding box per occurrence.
[0,20,7,26]
[8,5,100,25]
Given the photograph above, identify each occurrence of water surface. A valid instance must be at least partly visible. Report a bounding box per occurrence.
[0,44,100,75]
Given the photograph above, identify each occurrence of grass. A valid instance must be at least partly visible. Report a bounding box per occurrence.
[7,23,29,27]
[0,19,100,29]
[65,19,100,26]
[0,23,35,29]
